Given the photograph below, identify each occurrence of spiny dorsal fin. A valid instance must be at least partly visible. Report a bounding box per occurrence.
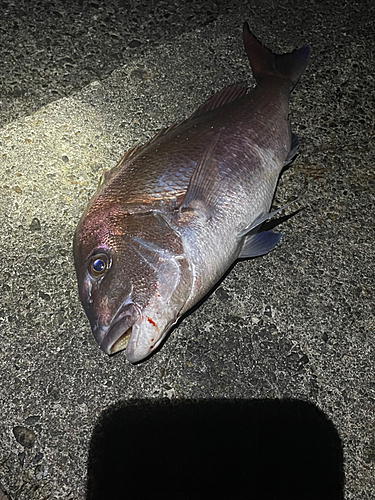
[98,83,246,187]
[111,121,186,172]
[98,143,144,186]
[188,83,247,120]
[126,82,247,161]
[117,143,144,165]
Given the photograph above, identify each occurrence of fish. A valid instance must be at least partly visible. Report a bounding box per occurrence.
[73,23,311,363]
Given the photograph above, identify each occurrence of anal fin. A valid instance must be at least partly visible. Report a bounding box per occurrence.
[239,231,283,259]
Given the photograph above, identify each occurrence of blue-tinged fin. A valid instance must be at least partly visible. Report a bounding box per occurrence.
[243,22,311,90]
[239,231,283,259]
[179,133,221,219]
[284,133,299,166]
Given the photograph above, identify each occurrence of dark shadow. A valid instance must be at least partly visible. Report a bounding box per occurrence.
[86,399,344,500]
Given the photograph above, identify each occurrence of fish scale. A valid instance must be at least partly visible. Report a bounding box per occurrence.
[103,88,286,213]
[74,23,310,362]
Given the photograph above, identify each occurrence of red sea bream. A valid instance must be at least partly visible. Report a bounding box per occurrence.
[73,23,311,362]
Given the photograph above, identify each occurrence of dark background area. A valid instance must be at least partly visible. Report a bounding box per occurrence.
[1,0,372,128]
[87,399,344,500]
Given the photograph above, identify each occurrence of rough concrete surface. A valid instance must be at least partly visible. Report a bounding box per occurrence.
[0,0,374,498]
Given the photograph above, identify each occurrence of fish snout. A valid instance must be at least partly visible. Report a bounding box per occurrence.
[92,302,140,355]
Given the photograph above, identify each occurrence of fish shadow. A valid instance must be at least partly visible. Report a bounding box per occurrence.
[86,398,344,500]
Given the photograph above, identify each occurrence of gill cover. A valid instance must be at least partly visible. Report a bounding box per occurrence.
[124,234,192,362]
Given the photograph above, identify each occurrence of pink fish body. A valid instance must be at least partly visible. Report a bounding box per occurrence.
[74,23,310,362]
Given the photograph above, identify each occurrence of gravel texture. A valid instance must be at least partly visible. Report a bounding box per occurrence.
[0,0,374,499]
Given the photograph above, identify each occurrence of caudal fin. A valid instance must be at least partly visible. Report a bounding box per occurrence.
[243,22,311,89]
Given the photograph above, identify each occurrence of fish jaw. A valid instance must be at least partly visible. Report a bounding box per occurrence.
[96,296,184,363]
[92,301,141,355]
[124,309,177,363]
[124,260,193,362]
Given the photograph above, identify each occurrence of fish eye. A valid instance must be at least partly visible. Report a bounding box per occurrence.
[89,253,110,278]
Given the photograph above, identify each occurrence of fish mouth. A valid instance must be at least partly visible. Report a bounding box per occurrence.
[96,303,140,355]
[109,328,132,354]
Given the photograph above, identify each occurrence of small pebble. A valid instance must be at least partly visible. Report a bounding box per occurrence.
[13,426,36,449]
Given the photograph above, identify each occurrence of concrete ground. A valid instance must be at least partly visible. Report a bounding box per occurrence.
[0,0,374,498]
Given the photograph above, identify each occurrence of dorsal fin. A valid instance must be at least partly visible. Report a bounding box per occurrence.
[126,82,247,162]
[97,123,185,186]
[98,84,247,187]
[98,143,144,186]
[117,120,187,164]
[188,83,247,120]
[117,143,144,165]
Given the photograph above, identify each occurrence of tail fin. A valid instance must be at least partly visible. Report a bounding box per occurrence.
[243,22,311,89]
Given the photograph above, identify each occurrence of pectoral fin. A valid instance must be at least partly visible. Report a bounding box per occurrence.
[179,133,221,219]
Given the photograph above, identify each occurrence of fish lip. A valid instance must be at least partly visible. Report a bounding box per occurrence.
[96,303,140,355]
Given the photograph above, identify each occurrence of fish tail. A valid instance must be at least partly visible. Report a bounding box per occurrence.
[243,22,311,89]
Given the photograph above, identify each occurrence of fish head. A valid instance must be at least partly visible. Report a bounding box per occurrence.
[73,206,192,362]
